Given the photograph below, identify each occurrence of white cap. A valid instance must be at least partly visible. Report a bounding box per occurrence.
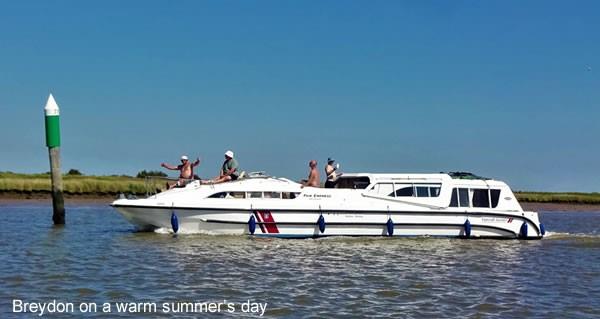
[225,150,234,158]
[181,155,188,160]
[44,93,60,116]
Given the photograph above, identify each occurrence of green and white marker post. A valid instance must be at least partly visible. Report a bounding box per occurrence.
[44,93,65,224]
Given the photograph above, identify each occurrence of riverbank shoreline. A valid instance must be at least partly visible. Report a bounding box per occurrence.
[521,202,600,212]
[0,192,116,205]
[2,193,600,212]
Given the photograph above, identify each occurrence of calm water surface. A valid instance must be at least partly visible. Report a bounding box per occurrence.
[1,204,599,318]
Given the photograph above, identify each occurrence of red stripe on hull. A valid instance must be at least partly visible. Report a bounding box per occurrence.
[253,211,267,234]
[256,210,279,234]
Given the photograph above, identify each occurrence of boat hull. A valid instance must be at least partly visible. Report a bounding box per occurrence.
[112,205,542,239]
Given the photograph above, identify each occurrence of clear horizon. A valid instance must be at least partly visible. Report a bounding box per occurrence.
[1,1,599,192]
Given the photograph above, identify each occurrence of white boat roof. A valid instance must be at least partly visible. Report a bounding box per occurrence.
[339,173,507,187]
[342,173,450,180]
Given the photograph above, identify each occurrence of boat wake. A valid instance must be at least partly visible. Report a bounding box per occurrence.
[153,227,172,234]
[152,227,234,235]
[545,231,600,239]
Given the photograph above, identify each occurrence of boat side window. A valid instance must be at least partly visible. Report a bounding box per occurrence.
[264,192,281,199]
[282,192,300,199]
[458,188,469,207]
[208,192,228,198]
[394,184,414,197]
[229,192,246,199]
[450,188,458,207]
[391,184,442,197]
[416,186,429,197]
[248,192,262,198]
[373,183,394,197]
[472,189,490,208]
[490,189,501,208]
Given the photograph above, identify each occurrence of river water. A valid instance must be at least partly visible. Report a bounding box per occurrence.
[1,204,599,318]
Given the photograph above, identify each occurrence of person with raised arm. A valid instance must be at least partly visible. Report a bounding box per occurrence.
[161,155,200,189]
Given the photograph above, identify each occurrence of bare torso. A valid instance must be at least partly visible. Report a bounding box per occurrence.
[178,162,194,179]
[307,167,320,187]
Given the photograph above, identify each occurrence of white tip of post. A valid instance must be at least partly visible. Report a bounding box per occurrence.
[44,93,60,116]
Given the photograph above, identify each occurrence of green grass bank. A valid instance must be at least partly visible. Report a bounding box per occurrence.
[0,172,164,196]
[514,191,600,205]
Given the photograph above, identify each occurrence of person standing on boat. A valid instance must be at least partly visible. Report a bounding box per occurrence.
[161,155,200,189]
[301,160,320,187]
[324,157,341,188]
[208,150,240,184]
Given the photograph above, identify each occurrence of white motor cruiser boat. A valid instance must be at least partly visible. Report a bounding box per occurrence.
[111,172,545,239]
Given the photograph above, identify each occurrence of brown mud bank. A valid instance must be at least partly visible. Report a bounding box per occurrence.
[0,191,116,205]
[521,202,600,212]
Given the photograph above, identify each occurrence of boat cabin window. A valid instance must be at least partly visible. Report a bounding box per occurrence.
[232,192,246,198]
[282,192,300,199]
[382,183,441,198]
[459,188,469,207]
[472,189,502,208]
[449,188,501,208]
[372,183,394,196]
[264,192,282,199]
[393,185,414,197]
[472,189,490,208]
[209,191,294,199]
[336,177,371,189]
[490,189,501,208]
[209,192,227,198]
[450,189,458,207]
[416,186,429,197]
[208,191,246,199]
[249,192,262,198]
[450,188,470,207]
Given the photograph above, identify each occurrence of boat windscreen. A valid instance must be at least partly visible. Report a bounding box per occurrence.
[336,177,370,189]
[447,172,490,180]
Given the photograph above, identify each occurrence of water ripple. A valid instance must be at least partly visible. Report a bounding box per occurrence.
[1,207,600,318]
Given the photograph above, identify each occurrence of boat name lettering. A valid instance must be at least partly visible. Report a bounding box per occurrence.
[344,215,363,218]
[482,217,508,223]
[303,194,332,198]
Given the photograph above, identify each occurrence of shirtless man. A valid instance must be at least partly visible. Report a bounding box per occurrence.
[161,155,200,189]
[301,160,320,187]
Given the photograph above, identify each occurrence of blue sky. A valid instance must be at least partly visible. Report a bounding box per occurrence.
[0,1,598,191]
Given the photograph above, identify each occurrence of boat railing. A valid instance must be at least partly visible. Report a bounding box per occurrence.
[245,171,271,178]
[142,175,196,197]
[141,172,276,197]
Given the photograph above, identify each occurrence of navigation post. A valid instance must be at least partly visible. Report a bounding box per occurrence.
[44,93,65,224]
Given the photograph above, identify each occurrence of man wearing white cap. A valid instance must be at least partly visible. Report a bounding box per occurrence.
[208,150,241,184]
[161,155,200,189]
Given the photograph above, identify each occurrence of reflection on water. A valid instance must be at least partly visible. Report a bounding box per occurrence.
[1,206,599,318]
